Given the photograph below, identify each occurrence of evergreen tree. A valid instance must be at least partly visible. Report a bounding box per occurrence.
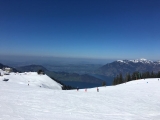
[157,71,160,78]
[151,71,155,78]
[124,74,128,83]
[102,81,106,86]
[116,75,120,84]
[112,78,115,85]
[37,69,44,74]
[113,71,160,85]
[113,75,119,85]
[127,73,131,82]
[119,73,123,84]
[139,72,142,79]
[137,72,140,79]
[131,72,136,80]
[112,77,117,85]
[146,71,150,78]
[131,71,139,80]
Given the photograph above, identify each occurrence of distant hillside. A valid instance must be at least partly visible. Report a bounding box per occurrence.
[16,65,48,72]
[46,71,104,84]
[44,64,102,74]
[16,65,106,87]
[95,59,160,77]
[0,63,19,72]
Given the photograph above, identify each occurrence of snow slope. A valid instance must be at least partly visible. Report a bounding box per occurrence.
[0,76,160,120]
[0,70,62,90]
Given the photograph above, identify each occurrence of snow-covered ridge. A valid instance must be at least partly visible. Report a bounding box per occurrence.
[0,69,62,90]
[117,58,159,64]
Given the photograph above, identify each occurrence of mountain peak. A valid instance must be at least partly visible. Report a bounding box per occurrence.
[97,58,160,77]
[139,58,147,61]
[117,58,153,64]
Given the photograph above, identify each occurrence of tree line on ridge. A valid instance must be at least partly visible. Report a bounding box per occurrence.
[112,71,160,85]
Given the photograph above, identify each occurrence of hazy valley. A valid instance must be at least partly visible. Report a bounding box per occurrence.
[1,58,160,89]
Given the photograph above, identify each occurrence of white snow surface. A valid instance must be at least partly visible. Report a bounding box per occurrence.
[0,73,160,119]
[117,58,158,64]
[0,70,62,90]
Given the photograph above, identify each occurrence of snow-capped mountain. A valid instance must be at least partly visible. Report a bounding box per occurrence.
[117,58,158,64]
[96,59,160,77]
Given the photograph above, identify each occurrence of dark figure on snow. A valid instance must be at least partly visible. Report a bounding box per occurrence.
[85,88,87,92]
[97,87,99,92]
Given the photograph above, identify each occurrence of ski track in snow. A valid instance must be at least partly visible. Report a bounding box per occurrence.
[0,72,160,120]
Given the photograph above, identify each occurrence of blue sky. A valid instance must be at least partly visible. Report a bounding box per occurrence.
[0,0,160,61]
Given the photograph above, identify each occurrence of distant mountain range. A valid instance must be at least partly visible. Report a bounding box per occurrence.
[16,65,48,72]
[0,63,19,72]
[95,58,160,77]
[2,58,160,88]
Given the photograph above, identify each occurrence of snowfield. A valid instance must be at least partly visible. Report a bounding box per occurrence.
[0,71,160,120]
[0,71,62,90]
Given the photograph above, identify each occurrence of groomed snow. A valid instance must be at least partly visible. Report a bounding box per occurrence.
[0,73,160,120]
[0,71,62,90]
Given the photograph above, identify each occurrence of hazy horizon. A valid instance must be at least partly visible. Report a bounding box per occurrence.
[0,54,160,67]
[0,54,115,65]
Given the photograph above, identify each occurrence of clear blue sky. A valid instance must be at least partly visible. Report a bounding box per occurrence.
[0,0,160,60]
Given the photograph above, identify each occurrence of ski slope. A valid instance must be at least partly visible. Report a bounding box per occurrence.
[0,70,62,90]
[0,72,160,120]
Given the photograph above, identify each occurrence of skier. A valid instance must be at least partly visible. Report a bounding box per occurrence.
[85,88,87,92]
[77,87,79,91]
[97,87,99,92]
